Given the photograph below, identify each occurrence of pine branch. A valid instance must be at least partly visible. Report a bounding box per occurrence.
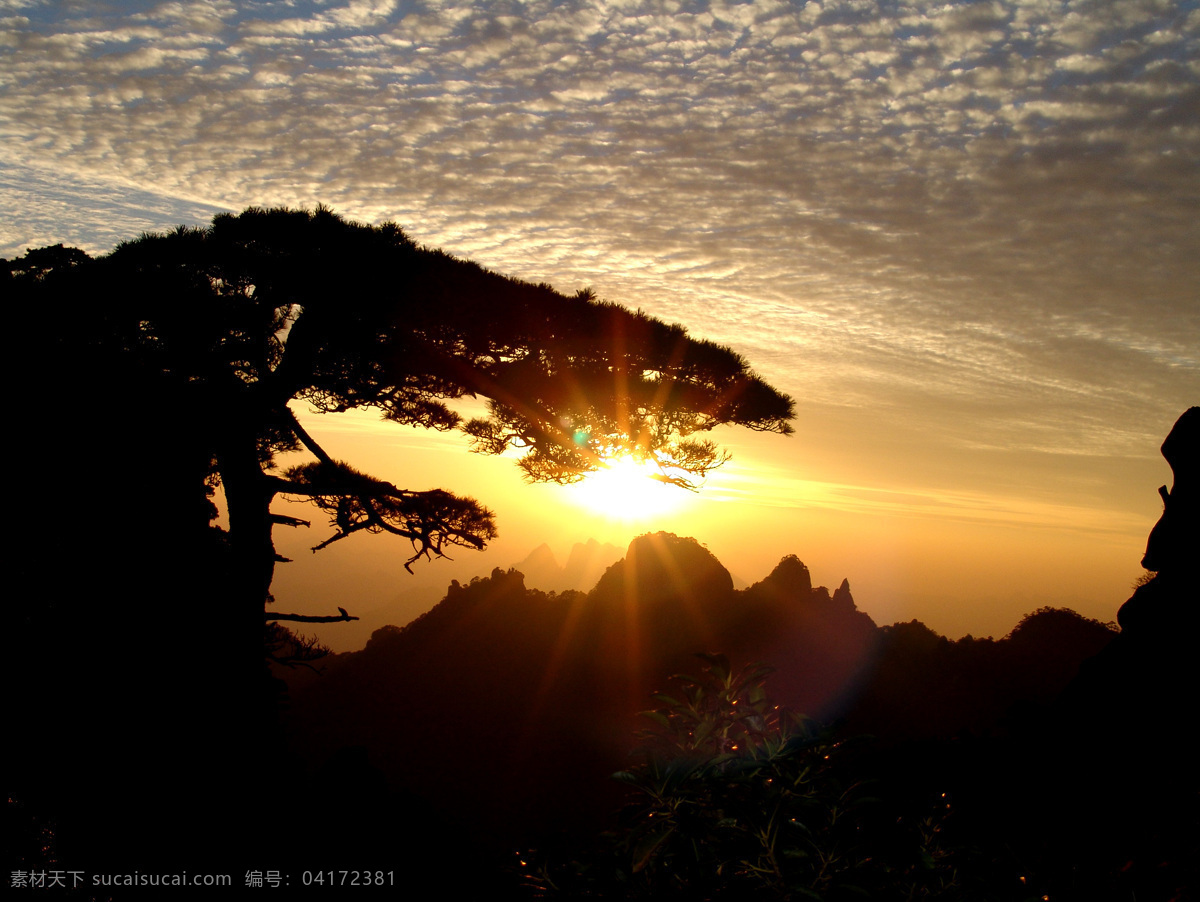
[265,608,358,623]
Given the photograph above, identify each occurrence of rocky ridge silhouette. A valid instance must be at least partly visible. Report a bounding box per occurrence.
[282,531,1120,852]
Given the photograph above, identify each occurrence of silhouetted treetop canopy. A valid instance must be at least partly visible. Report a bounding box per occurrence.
[7,206,793,617]
[2,242,92,280]
[21,206,791,485]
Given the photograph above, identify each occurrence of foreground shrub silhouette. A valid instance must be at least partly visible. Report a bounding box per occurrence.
[525,654,972,900]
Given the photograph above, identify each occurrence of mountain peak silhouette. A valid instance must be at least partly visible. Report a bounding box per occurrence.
[521,541,557,567]
[511,538,622,593]
[591,532,733,607]
[509,542,560,589]
[756,553,814,597]
[561,538,623,591]
[833,577,854,609]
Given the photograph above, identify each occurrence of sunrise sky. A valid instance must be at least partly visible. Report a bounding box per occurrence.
[3,0,1196,643]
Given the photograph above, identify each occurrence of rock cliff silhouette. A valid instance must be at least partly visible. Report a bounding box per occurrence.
[1038,407,1199,896]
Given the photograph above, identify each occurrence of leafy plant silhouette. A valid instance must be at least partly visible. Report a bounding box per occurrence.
[522,654,988,900]
[618,653,884,899]
[526,656,883,899]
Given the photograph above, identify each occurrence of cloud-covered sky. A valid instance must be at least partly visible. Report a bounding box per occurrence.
[3,0,1196,634]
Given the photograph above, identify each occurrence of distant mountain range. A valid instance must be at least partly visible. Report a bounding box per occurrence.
[282,532,1118,847]
[510,538,624,594]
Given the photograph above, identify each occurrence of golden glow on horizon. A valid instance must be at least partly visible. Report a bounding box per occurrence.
[272,402,1155,651]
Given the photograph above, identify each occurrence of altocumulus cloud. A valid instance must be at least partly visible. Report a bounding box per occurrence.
[1,0,1196,463]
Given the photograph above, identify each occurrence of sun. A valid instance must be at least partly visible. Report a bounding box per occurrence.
[568,454,691,521]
